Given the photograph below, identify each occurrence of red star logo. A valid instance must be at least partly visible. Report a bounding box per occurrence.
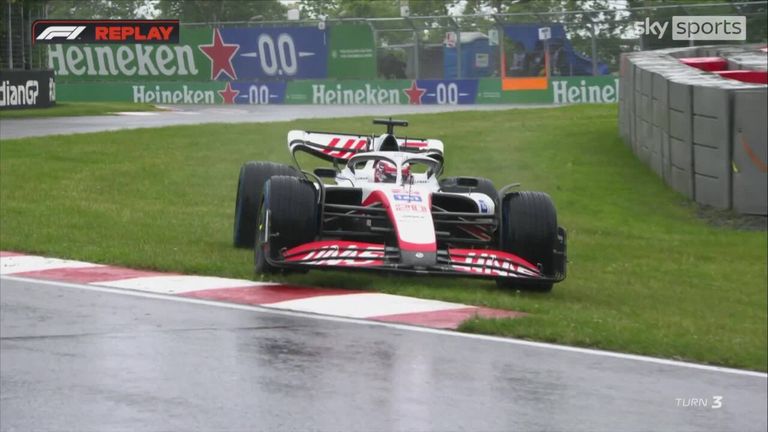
[403,80,426,104]
[218,82,239,104]
[199,28,239,80]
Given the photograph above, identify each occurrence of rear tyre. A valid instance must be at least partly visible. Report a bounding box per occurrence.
[233,161,299,248]
[254,176,319,275]
[439,176,498,206]
[496,191,558,292]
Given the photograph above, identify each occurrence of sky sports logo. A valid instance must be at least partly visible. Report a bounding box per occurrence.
[636,16,746,40]
[32,20,179,45]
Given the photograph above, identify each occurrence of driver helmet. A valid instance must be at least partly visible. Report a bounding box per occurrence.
[374,161,410,183]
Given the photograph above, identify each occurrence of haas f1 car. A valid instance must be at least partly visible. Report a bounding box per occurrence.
[233,119,566,291]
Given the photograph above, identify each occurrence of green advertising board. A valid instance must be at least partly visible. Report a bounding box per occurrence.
[285,80,410,105]
[476,76,619,104]
[56,77,620,105]
[58,82,225,103]
[327,24,377,80]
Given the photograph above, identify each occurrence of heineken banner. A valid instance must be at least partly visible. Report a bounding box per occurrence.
[476,76,619,104]
[57,77,620,105]
[327,24,376,80]
[49,26,328,81]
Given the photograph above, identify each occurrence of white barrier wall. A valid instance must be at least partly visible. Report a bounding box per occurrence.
[619,45,767,215]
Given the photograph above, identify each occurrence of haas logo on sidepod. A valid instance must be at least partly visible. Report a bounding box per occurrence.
[300,245,383,266]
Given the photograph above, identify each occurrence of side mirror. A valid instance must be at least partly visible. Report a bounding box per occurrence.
[456,177,479,188]
[314,168,338,179]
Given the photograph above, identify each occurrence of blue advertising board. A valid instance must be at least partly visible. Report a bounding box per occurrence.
[415,80,479,104]
[231,81,287,104]
[219,27,328,81]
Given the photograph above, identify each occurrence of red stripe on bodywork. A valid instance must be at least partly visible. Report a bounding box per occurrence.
[0,251,26,257]
[180,284,365,305]
[13,266,174,283]
[336,138,355,159]
[324,137,340,155]
[371,307,526,329]
[335,139,367,159]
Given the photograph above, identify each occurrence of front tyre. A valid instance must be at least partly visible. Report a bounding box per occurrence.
[233,161,299,248]
[496,191,558,292]
[254,176,319,275]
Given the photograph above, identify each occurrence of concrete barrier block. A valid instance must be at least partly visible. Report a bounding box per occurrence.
[620,45,766,214]
[619,54,634,144]
[732,89,768,215]
[661,133,671,182]
[693,144,727,178]
[694,173,730,208]
[667,80,694,197]
[669,135,691,167]
[691,85,731,209]
[651,73,669,177]
[693,85,729,119]
[652,73,669,129]
[639,68,655,166]
[670,165,694,197]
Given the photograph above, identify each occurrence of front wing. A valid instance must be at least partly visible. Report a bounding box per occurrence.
[268,240,565,282]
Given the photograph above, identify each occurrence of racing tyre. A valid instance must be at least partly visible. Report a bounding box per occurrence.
[497,191,558,292]
[233,161,299,248]
[439,177,498,206]
[254,176,319,275]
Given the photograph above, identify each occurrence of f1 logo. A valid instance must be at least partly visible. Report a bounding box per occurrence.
[36,26,86,41]
[32,20,179,45]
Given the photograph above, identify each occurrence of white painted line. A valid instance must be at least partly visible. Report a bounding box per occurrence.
[3,275,766,379]
[113,112,159,116]
[266,292,469,318]
[95,275,270,294]
[0,256,103,275]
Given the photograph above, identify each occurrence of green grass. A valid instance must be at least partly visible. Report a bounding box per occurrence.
[0,102,159,119]
[1,104,765,371]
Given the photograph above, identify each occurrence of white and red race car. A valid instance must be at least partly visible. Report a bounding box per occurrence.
[233,119,566,291]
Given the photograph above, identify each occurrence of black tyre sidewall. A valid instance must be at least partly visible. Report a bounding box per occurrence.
[233,161,298,248]
[498,191,558,292]
[255,176,318,275]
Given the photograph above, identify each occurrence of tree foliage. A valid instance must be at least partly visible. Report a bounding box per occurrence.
[156,0,287,23]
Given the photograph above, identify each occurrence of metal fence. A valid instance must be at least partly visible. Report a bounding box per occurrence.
[2,1,766,79]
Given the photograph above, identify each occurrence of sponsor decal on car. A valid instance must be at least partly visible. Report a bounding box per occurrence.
[449,250,540,277]
[393,193,422,203]
[284,241,385,266]
[478,199,489,214]
[393,203,429,213]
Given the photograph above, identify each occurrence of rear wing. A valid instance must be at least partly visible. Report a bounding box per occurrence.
[288,130,370,163]
[287,130,444,163]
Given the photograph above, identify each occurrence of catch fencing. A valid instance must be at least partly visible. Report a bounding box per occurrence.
[1,1,766,107]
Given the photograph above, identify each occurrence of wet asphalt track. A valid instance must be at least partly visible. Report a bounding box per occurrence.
[2,277,766,432]
[2,104,767,431]
[0,104,551,140]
